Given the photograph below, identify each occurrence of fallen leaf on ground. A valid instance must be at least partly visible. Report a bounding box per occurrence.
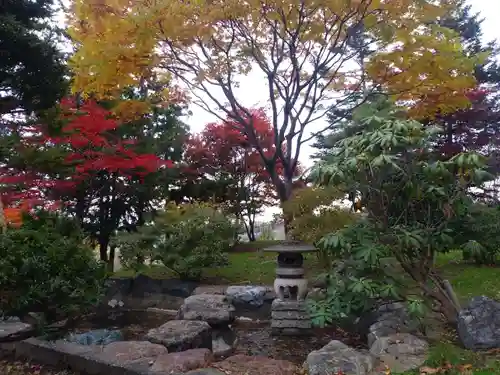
[419,366,441,374]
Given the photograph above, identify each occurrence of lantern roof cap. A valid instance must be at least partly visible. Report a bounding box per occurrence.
[263,241,317,253]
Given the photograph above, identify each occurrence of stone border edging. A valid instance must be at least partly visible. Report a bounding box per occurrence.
[4,338,152,375]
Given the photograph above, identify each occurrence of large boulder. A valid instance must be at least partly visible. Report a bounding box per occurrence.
[458,296,500,350]
[146,320,212,352]
[178,294,236,327]
[304,340,375,375]
[226,286,271,307]
[212,327,237,358]
[364,302,418,347]
[369,333,428,373]
[213,354,297,375]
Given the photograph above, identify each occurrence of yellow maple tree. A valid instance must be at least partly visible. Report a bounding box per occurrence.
[68,0,481,203]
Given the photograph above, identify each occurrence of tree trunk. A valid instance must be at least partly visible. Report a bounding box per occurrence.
[274,174,294,240]
[108,245,116,273]
[397,256,460,325]
[243,218,256,241]
[135,208,145,265]
[99,237,108,263]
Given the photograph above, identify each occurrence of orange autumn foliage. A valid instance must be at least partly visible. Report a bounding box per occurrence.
[4,208,23,228]
[2,201,32,228]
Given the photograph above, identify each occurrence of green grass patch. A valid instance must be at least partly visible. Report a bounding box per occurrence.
[400,342,500,374]
[113,251,325,285]
[437,251,500,304]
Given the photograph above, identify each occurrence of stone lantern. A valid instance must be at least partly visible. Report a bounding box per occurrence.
[263,241,317,336]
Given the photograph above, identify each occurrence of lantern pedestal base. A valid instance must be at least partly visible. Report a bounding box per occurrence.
[270,299,313,336]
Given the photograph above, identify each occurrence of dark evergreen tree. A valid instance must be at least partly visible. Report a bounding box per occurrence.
[0,0,67,116]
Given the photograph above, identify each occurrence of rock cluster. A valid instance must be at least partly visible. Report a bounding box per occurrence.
[366,302,418,347]
[304,333,428,375]
[22,287,500,375]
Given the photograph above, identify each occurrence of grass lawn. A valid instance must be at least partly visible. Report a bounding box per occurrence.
[113,250,325,285]
[113,247,500,374]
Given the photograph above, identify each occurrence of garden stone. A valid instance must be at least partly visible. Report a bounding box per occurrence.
[96,341,167,366]
[66,329,123,345]
[226,285,270,307]
[304,340,375,375]
[0,320,32,341]
[368,319,412,348]
[212,327,237,358]
[458,295,500,350]
[146,320,212,352]
[192,285,228,295]
[177,294,235,326]
[214,354,298,375]
[365,302,418,346]
[369,333,428,373]
[150,348,213,373]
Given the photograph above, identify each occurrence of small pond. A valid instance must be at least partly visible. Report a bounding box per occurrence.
[49,309,365,365]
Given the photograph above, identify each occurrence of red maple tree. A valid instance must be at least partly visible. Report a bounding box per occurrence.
[184,108,302,240]
[0,97,171,244]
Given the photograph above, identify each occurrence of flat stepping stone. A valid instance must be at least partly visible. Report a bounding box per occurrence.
[95,341,167,366]
[0,320,33,341]
[146,320,212,352]
[177,294,235,326]
[150,348,213,373]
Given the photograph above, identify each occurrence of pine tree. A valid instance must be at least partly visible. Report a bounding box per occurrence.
[0,0,67,115]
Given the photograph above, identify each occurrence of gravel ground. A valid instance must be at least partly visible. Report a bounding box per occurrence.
[0,359,79,375]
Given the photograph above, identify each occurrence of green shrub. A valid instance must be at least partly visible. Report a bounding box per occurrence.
[450,202,500,265]
[113,225,157,274]
[283,186,356,269]
[117,202,237,280]
[0,210,107,323]
[284,186,356,245]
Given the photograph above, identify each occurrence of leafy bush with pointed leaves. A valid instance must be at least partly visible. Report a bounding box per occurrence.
[310,101,494,324]
[0,210,106,323]
[116,202,236,280]
[307,219,400,327]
